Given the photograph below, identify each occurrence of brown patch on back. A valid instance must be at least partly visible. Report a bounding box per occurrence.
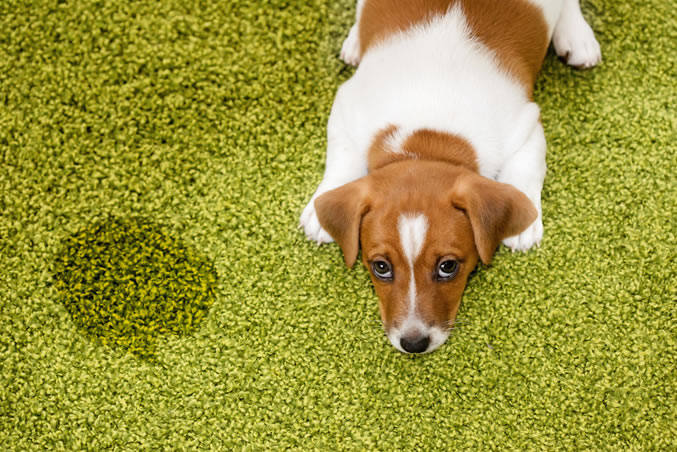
[403,129,478,172]
[460,0,549,94]
[366,125,401,171]
[358,0,549,95]
[359,0,452,56]
[367,126,478,172]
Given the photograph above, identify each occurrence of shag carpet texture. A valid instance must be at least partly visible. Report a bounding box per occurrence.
[1,0,675,449]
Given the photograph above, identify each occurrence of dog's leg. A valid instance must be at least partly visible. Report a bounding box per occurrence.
[300,91,366,243]
[340,0,365,66]
[552,0,602,68]
[498,106,547,251]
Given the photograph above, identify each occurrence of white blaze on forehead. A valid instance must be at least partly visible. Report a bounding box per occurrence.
[397,213,429,321]
[397,213,428,265]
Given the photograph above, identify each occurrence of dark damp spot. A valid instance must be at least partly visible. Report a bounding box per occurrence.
[53,216,217,359]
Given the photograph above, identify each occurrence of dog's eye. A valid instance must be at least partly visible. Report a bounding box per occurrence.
[437,259,459,280]
[372,260,393,280]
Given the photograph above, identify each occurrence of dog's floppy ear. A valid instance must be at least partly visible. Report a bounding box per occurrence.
[450,171,537,265]
[315,179,371,268]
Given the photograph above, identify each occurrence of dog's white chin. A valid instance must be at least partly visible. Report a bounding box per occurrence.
[386,326,450,354]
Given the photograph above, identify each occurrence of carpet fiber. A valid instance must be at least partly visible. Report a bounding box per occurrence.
[1,0,675,449]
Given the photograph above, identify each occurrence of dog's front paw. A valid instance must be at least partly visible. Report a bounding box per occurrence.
[553,17,601,69]
[300,197,334,244]
[502,216,543,252]
[340,24,361,66]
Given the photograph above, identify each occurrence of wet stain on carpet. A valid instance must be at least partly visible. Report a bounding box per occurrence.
[53,216,217,358]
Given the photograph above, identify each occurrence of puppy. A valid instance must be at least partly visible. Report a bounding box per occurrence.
[300,0,601,354]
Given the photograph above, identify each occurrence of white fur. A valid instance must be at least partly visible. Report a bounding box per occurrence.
[398,213,427,266]
[384,127,412,155]
[340,24,361,66]
[526,0,601,68]
[389,213,449,354]
[340,0,365,66]
[387,322,449,355]
[398,213,428,315]
[553,0,602,68]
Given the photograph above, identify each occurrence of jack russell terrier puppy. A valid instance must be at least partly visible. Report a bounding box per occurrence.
[300,0,601,354]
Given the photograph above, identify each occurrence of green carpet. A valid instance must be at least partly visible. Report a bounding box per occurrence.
[1,0,675,449]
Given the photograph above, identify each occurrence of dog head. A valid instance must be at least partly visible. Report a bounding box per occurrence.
[315,161,536,353]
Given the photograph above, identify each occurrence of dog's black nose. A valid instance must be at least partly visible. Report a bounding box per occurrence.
[400,335,430,354]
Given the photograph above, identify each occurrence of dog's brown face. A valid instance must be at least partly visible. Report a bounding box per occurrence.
[315,161,536,353]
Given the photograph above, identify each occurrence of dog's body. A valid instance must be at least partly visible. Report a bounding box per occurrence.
[300,0,601,353]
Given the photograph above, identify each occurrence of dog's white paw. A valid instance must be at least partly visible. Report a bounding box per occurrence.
[553,16,602,69]
[300,197,334,244]
[340,24,361,66]
[502,216,543,252]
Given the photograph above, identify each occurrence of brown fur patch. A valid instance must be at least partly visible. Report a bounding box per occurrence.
[403,129,478,172]
[359,0,549,95]
[368,126,478,172]
[408,208,477,327]
[366,125,401,171]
